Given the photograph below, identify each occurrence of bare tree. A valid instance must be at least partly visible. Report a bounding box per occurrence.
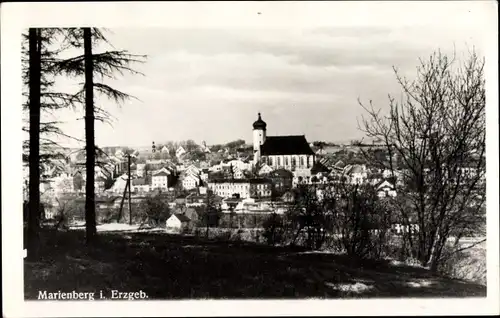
[283,184,333,249]
[326,181,392,258]
[359,49,486,271]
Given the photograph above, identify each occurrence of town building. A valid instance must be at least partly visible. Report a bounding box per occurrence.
[152,168,172,190]
[166,214,192,233]
[182,173,201,190]
[265,168,294,195]
[207,178,272,199]
[176,146,187,158]
[377,180,397,198]
[132,178,151,193]
[107,173,128,193]
[136,163,146,177]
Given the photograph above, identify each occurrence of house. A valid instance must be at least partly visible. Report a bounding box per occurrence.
[232,167,245,179]
[165,214,192,233]
[315,148,327,155]
[115,149,125,158]
[184,207,199,223]
[333,160,346,171]
[200,141,211,153]
[132,178,151,193]
[160,146,170,155]
[199,186,207,195]
[176,146,187,158]
[186,193,206,207]
[107,174,128,193]
[252,113,315,172]
[209,163,223,172]
[200,169,209,182]
[136,163,146,177]
[267,169,293,194]
[152,168,172,190]
[344,164,368,185]
[185,164,201,176]
[377,180,397,198]
[258,164,273,176]
[182,173,201,190]
[228,159,251,171]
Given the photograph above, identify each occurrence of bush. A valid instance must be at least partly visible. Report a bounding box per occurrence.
[262,213,285,245]
[437,244,486,285]
[137,195,170,227]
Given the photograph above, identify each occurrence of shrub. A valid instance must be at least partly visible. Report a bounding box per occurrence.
[262,213,285,245]
[137,195,170,227]
[437,244,486,285]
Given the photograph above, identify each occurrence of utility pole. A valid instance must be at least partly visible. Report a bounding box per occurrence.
[128,153,132,225]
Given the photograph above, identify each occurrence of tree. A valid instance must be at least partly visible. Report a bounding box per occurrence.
[26,28,42,259]
[359,49,485,271]
[55,28,146,244]
[83,28,97,242]
[200,190,222,237]
[184,139,198,152]
[23,28,79,258]
[226,139,246,149]
[283,185,333,250]
[262,212,285,245]
[327,182,393,259]
[22,29,85,188]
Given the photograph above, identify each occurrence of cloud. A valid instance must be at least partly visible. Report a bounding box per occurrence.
[51,25,485,147]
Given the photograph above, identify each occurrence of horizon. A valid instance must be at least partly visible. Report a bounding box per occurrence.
[36,25,485,150]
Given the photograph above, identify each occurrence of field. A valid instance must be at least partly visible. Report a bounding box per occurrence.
[25,227,486,299]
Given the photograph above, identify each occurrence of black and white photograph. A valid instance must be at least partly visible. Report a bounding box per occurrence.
[1,1,498,317]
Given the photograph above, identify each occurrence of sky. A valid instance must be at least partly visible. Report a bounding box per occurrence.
[42,13,488,149]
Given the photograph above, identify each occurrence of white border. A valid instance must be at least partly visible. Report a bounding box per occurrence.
[1,1,498,317]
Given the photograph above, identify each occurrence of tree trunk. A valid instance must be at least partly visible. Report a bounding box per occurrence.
[84,28,97,244]
[426,227,441,271]
[27,28,42,260]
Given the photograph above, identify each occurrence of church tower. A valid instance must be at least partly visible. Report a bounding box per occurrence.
[252,112,267,164]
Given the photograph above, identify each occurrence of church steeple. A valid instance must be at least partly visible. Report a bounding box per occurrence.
[252,112,267,130]
[253,112,267,165]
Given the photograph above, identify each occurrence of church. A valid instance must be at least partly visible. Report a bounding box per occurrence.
[252,113,315,173]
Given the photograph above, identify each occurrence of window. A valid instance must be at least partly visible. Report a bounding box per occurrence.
[278,157,282,166]
[300,157,304,167]
[285,156,289,166]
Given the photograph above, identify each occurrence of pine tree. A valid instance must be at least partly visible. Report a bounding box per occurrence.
[26,28,42,259]
[54,28,146,244]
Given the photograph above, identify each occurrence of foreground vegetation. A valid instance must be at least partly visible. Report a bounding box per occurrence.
[25,228,486,299]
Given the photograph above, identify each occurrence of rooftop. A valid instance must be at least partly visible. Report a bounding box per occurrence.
[260,135,315,156]
[209,178,272,184]
[173,213,191,223]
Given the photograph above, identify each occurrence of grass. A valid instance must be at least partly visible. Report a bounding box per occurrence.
[25,228,487,299]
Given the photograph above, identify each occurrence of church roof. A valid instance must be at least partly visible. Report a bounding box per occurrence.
[260,135,314,156]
